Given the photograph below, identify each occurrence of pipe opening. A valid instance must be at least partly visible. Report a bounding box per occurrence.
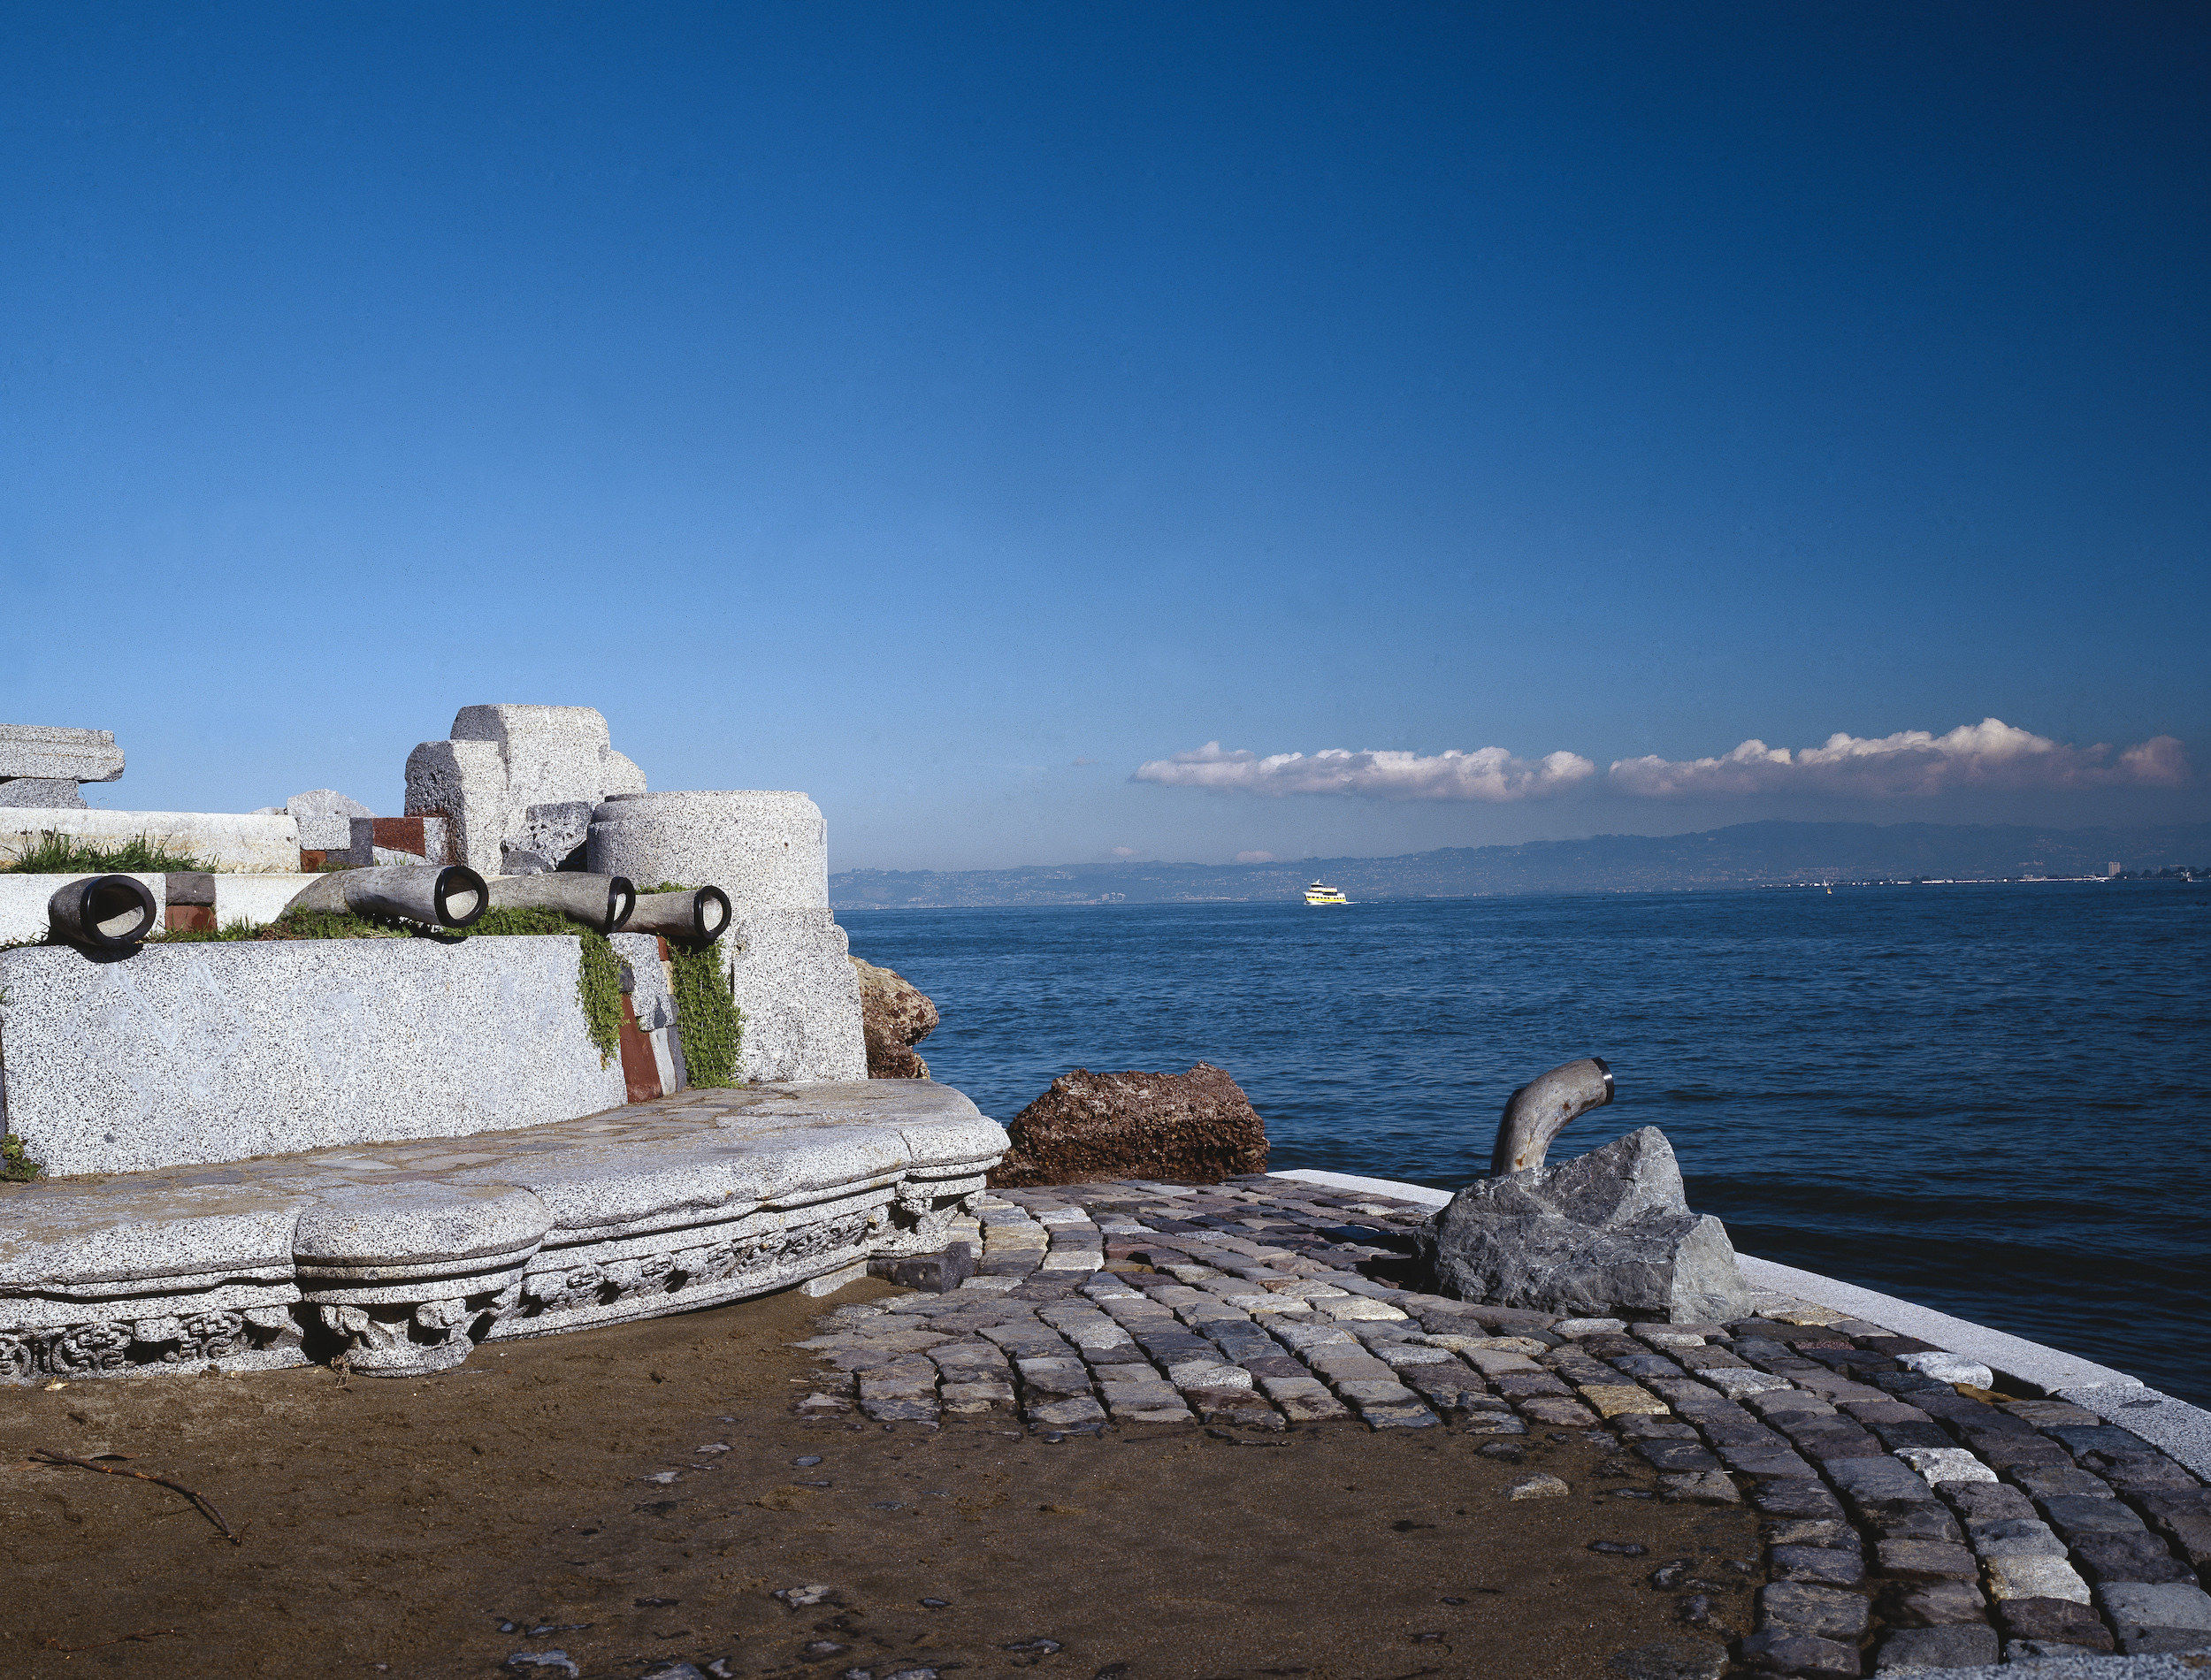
[85,878,155,943]
[695,886,731,941]
[434,867,486,928]
[607,877,636,934]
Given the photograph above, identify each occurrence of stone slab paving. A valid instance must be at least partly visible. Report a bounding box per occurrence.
[794,1172,2211,1677]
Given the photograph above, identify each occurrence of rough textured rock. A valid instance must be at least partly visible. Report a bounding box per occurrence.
[851,957,938,1078]
[284,789,372,851]
[0,724,125,784]
[1421,1126,1755,1325]
[989,1063,1268,1187]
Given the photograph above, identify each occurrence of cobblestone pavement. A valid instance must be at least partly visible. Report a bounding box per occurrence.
[794,1175,2211,1677]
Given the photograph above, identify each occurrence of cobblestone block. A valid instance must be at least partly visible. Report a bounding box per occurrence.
[1496,1371,1575,1398]
[1636,1440,1724,1473]
[1967,1516,2068,1558]
[1737,1631,1860,1676]
[1023,1394,1106,1428]
[861,1393,941,1424]
[1582,1384,1669,1418]
[1518,1396,1601,1428]
[939,1380,1016,1414]
[1874,1539,1978,1581]
[1878,1578,1986,1626]
[2071,1531,2198,1585]
[1097,1378,1185,1413]
[2041,1493,2147,1540]
[1771,1546,1863,1585]
[1872,1624,1995,1672]
[1864,1505,1964,1544]
[1660,1471,1740,1503]
[1984,1554,2091,1603]
[1167,1360,1252,1391]
[1996,1595,2116,1651]
[1266,1378,1352,1422]
[1828,1455,1940,1513]
[1309,1353,1397,1382]
[1757,1580,1871,1639]
[1014,1357,1095,1397]
[2096,1579,2211,1653]
[2138,1491,2211,1569]
[1754,1480,1846,1520]
[2011,1465,2117,1501]
[1702,1369,1792,1400]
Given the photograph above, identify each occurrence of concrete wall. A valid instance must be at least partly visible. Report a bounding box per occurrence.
[0,809,299,873]
[0,874,168,948]
[0,935,626,1176]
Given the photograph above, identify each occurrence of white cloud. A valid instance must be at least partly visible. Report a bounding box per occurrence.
[1133,741,1599,802]
[1110,845,1136,857]
[1608,718,2190,798]
[1235,850,1276,864]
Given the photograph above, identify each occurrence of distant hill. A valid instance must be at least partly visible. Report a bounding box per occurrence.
[830,820,2211,909]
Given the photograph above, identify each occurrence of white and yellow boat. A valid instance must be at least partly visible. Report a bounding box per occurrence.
[1304,880,1349,905]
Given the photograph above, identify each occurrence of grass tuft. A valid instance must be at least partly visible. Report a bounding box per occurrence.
[1,832,210,874]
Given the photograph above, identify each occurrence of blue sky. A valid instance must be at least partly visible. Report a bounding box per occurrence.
[4,3,2205,870]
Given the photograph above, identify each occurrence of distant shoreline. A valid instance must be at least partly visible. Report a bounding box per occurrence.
[832,817,2211,910]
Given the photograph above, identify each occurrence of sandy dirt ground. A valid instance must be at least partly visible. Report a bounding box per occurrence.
[0,1279,1762,1679]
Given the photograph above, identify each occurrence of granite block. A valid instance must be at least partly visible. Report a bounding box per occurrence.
[0,724,124,783]
[0,936,626,1174]
[2070,1532,2198,1585]
[0,809,298,873]
[2096,1580,2211,1651]
[1879,1579,1987,1626]
[1757,1580,1871,1639]
[0,778,87,807]
[1994,1596,2115,1651]
[1872,1624,1996,1671]
[1737,1631,1859,1676]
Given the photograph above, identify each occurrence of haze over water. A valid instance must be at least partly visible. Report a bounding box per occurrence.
[845,884,2210,1407]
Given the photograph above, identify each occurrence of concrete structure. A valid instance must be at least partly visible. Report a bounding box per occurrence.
[0,808,300,872]
[588,790,868,1083]
[0,1081,1004,1382]
[405,705,647,877]
[0,935,628,1175]
[0,725,125,808]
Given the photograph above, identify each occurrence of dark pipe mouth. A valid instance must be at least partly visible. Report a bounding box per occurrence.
[606,876,636,934]
[80,874,157,946]
[1592,1057,1614,1104]
[694,885,731,941]
[433,865,487,928]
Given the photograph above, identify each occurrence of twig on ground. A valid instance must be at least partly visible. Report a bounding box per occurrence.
[43,1627,180,1652]
[30,1448,240,1543]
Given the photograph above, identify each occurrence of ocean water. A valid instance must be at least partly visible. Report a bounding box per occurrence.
[843,884,2211,1407]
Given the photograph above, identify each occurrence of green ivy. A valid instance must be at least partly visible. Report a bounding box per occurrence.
[669,939,744,1087]
[1,1132,41,1183]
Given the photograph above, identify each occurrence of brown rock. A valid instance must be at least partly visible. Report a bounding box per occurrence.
[849,956,938,1079]
[988,1063,1267,1188]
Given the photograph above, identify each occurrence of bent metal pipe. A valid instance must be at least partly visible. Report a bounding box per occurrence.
[283,864,488,929]
[1489,1056,1615,1178]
